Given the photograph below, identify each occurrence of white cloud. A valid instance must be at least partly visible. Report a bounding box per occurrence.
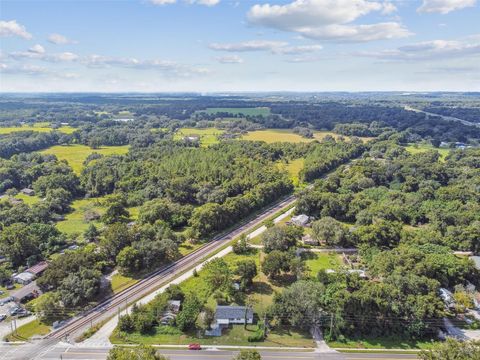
[29,44,45,54]
[356,37,480,60]
[48,33,77,45]
[215,55,244,63]
[209,40,288,52]
[0,20,32,39]
[150,0,220,5]
[418,0,476,14]
[247,0,410,42]
[150,0,177,4]
[209,40,322,55]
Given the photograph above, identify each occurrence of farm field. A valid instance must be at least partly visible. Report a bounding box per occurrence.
[174,127,225,147]
[405,143,450,161]
[241,129,370,144]
[200,107,271,116]
[40,144,129,174]
[0,124,75,134]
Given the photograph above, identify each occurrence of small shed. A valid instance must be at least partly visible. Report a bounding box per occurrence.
[21,188,35,196]
[291,214,310,227]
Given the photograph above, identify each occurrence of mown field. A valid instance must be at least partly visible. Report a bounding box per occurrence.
[404,143,450,161]
[40,144,130,174]
[277,158,304,187]
[303,252,343,278]
[200,107,271,116]
[174,128,225,147]
[240,129,371,144]
[0,124,76,134]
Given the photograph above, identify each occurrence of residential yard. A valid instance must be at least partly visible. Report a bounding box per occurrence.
[174,127,225,147]
[5,319,51,341]
[40,144,130,174]
[404,143,450,161]
[327,335,439,350]
[0,124,76,135]
[302,252,343,278]
[200,107,271,117]
[111,248,312,347]
[111,324,314,347]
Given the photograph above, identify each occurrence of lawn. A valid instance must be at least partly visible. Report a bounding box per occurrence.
[327,335,439,350]
[40,144,129,174]
[200,107,271,117]
[111,324,314,348]
[174,127,225,147]
[111,274,139,295]
[302,252,343,277]
[405,143,450,161]
[56,198,106,236]
[241,129,363,144]
[5,319,51,341]
[178,242,203,256]
[0,124,75,134]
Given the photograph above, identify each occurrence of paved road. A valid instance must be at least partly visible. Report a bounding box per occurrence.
[0,344,419,360]
[46,195,297,341]
[404,106,480,128]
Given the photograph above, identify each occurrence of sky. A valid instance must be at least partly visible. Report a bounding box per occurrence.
[0,0,479,92]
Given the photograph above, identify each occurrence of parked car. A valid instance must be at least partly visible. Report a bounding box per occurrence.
[0,296,14,306]
[5,283,14,290]
[0,314,7,322]
[188,343,201,350]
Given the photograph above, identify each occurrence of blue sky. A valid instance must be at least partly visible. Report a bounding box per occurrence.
[1,0,479,92]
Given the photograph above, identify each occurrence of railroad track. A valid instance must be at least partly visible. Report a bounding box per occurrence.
[46,194,296,340]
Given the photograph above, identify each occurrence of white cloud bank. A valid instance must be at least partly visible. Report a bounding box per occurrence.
[418,0,476,14]
[0,20,32,39]
[356,36,480,60]
[247,0,411,42]
[215,55,244,64]
[209,40,322,55]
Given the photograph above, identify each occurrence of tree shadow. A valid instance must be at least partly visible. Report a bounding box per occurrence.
[251,281,273,295]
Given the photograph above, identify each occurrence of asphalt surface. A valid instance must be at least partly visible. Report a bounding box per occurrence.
[47,195,297,341]
[0,344,419,360]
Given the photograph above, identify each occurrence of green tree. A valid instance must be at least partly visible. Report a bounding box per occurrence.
[84,223,99,242]
[34,291,64,323]
[203,258,232,291]
[102,201,130,224]
[233,350,262,360]
[107,345,168,360]
[232,235,250,254]
[261,251,291,279]
[235,260,257,289]
[261,226,301,253]
[100,223,132,260]
[419,339,480,360]
[116,246,141,275]
[311,217,349,247]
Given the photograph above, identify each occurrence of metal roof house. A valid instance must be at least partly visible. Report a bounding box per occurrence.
[215,305,253,325]
[291,214,310,227]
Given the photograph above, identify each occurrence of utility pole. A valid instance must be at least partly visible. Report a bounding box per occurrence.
[14,318,17,335]
[329,313,334,339]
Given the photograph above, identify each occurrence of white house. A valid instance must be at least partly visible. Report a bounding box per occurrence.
[291,214,310,227]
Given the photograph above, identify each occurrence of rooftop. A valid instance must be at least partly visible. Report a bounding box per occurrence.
[25,261,49,275]
[215,306,253,320]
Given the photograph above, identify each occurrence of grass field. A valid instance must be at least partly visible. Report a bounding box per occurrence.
[241,129,367,144]
[200,107,271,117]
[174,128,225,147]
[110,274,139,295]
[405,144,450,161]
[56,198,105,235]
[303,252,343,277]
[0,124,75,135]
[14,193,42,206]
[277,158,304,187]
[40,144,129,174]
[327,335,438,350]
[5,319,51,341]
